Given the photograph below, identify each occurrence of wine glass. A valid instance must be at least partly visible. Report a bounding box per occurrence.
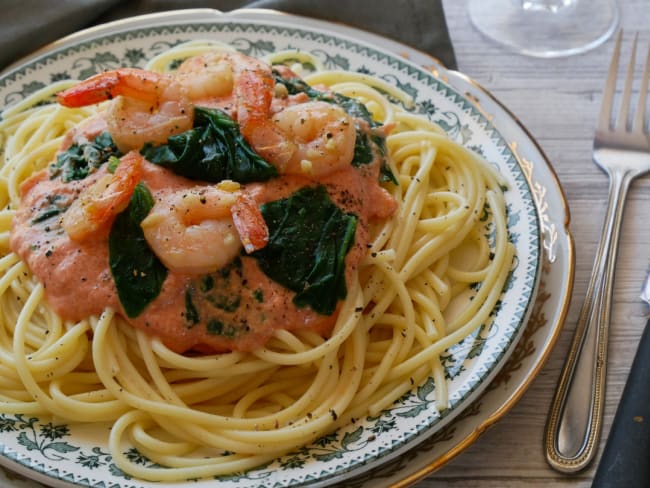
[468,0,619,58]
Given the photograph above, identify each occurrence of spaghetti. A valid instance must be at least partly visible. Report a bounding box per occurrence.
[0,41,514,481]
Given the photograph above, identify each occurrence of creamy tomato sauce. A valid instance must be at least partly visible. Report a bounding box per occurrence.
[12,58,397,353]
[11,154,395,353]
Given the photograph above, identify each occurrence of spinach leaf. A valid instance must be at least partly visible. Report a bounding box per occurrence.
[31,194,69,224]
[206,319,240,338]
[379,159,398,185]
[109,183,167,318]
[50,132,121,182]
[273,71,396,184]
[353,130,375,166]
[140,107,278,183]
[251,185,357,315]
[355,132,397,185]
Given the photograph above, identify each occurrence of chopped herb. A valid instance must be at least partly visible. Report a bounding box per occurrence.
[50,132,121,182]
[252,185,357,315]
[200,275,214,292]
[140,107,277,183]
[184,289,200,326]
[31,209,61,224]
[109,183,167,318]
[253,289,264,303]
[206,319,240,338]
[206,293,241,313]
[218,256,243,279]
[31,194,68,224]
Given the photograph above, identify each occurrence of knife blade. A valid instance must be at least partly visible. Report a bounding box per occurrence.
[591,270,650,488]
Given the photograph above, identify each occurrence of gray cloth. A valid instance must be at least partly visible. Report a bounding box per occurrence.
[0,0,456,71]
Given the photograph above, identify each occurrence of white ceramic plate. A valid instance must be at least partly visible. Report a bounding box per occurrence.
[0,9,552,488]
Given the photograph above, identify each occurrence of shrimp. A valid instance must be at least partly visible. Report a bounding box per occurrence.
[270,101,356,178]
[175,52,236,104]
[140,181,268,274]
[176,51,294,167]
[177,52,357,178]
[62,151,143,241]
[57,68,193,152]
[56,55,355,180]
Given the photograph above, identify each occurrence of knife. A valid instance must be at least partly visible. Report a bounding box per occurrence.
[591,270,650,488]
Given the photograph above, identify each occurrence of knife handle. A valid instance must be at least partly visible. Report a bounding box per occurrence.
[591,319,650,488]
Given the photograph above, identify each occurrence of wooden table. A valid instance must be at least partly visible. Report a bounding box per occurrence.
[416,1,650,487]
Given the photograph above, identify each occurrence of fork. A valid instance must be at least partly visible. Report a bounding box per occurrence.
[545,31,650,473]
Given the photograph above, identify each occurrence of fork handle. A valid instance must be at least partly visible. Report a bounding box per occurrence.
[545,168,634,473]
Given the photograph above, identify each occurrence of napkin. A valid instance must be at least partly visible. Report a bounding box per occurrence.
[0,0,456,72]
[591,318,650,488]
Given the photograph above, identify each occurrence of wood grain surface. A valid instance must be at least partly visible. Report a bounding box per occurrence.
[417,1,650,486]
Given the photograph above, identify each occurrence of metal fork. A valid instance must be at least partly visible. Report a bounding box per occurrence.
[545,31,650,473]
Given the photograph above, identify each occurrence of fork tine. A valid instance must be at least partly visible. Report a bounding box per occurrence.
[599,30,623,131]
[616,33,638,130]
[633,41,650,133]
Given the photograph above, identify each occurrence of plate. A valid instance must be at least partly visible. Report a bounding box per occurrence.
[0,9,551,488]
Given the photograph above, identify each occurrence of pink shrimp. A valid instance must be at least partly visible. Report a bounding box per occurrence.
[176,51,294,169]
[57,68,193,152]
[139,181,268,274]
[62,150,143,241]
[177,51,356,177]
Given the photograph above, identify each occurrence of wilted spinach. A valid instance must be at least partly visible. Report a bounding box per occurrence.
[140,107,277,183]
[251,185,357,315]
[50,132,121,182]
[109,183,167,318]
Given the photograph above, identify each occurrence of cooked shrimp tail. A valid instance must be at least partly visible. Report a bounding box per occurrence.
[57,69,169,107]
[62,150,144,241]
[236,66,295,169]
[231,191,269,253]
